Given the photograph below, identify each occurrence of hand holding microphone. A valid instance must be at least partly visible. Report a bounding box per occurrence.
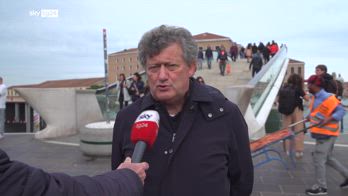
[117,157,149,184]
[130,110,160,163]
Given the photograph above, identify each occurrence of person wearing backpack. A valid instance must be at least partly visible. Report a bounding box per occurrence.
[249,51,263,77]
[278,74,309,158]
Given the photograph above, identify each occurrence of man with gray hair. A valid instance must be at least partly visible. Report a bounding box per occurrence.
[0,77,7,140]
[112,25,253,196]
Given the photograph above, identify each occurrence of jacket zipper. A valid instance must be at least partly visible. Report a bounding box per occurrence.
[171,133,176,143]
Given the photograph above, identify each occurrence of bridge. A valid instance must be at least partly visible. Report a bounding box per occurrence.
[14,46,289,140]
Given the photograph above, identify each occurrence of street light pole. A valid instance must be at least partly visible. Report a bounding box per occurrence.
[103,28,110,123]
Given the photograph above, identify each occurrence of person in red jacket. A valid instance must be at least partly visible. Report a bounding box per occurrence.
[270,40,279,57]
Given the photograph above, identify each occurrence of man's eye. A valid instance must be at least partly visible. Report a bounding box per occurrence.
[148,65,160,71]
[167,64,179,71]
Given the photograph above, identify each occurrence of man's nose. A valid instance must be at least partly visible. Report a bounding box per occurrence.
[158,65,168,79]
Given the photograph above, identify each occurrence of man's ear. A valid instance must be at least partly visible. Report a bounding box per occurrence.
[188,62,197,77]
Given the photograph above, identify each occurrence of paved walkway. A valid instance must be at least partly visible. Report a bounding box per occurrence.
[1,133,348,195]
[194,58,252,94]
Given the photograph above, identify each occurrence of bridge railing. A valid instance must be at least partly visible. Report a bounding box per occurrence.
[245,46,289,139]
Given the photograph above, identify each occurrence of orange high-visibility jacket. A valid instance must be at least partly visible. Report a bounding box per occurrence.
[309,95,340,136]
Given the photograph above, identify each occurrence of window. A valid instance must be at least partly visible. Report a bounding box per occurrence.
[129,65,132,70]
[130,57,132,62]
[116,66,119,71]
[298,67,302,75]
[123,58,125,62]
[122,66,125,70]
[291,67,294,74]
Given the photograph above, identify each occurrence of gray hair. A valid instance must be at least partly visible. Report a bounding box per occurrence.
[138,25,198,67]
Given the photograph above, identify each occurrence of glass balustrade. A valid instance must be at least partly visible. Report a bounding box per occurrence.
[96,71,147,121]
[248,46,288,116]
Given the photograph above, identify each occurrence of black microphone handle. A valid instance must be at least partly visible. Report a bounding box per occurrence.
[131,141,147,163]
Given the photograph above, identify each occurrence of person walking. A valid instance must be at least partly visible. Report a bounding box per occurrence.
[230,43,238,62]
[217,45,229,76]
[197,47,204,70]
[249,51,263,77]
[278,74,309,158]
[0,77,7,140]
[245,43,252,63]
[304,75,348,195]
[116,73,131,110]
[205,46,213,69]
[129,72,145,103]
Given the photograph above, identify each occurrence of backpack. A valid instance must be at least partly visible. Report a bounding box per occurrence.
[252,55,263,69]
[278,85,297,115]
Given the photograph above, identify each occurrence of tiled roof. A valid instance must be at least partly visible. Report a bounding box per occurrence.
[11,77,104,88]
[110,48,138,56]
[289,58,305,64]
[193,32,230,40]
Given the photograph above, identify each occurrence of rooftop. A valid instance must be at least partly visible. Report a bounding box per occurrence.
[193,32,231,40]
[10,77,104,89]
[289,58,305,64]
[109,48,138,56]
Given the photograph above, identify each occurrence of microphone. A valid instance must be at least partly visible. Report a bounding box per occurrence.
[130,110,160,163]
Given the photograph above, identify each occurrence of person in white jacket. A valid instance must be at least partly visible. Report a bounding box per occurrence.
[0,77,7,140]
[116,73,131,110]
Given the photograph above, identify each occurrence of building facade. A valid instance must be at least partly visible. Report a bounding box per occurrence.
[284,58,305,82]
[108,48,142,84]
[193,32,233,51]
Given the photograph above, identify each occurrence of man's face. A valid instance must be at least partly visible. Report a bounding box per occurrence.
[307,83,314,94]
[146,43,196,105]
[315,68,325,76]
[307,83,320,94]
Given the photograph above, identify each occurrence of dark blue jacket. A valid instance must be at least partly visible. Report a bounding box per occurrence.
[112,79,254,196]
[0,149,142,196]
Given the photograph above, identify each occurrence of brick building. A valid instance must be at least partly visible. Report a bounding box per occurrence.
[107,48,142,84]
[284,58,305,82]
[193,32,233,51]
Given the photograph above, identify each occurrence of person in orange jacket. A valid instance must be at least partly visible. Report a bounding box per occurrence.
[304,75,348,195]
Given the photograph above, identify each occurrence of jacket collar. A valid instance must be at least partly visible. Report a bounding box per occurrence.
[140,78,213,111]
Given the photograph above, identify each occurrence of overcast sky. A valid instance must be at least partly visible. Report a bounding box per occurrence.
[1,0,348,86]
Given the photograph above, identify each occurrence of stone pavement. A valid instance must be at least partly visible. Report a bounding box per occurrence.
[194,58,252,94]
[0,134,109,176]
[251,133,348,196]
[1,133,348,195]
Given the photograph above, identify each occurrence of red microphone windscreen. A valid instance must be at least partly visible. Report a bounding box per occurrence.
[130,110,159,149]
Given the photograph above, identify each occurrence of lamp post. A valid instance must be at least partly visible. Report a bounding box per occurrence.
[103,28,110,123]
